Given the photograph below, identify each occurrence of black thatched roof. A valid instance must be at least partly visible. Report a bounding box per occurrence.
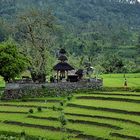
[59,48,66,54]
[75,69,83,75]
[58,55,68,61]
[53,62,74,71]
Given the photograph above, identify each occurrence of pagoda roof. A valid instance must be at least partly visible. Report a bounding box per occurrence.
[53,62,74,71]
[59,48,66,54]
[58,55,68,61]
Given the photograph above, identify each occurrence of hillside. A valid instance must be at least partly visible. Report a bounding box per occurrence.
[0,0,140,73]
[1,0,140,30]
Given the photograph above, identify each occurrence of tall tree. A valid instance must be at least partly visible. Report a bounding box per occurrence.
[17,9,55,82]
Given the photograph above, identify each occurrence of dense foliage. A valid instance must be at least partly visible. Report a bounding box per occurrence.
[16,9,55,82]
[0,0,140,74]
[0,39,28,82]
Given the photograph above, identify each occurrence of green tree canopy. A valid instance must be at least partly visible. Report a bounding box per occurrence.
[0,39,29,82]
[101,54,126,73]
[16,9,55,82]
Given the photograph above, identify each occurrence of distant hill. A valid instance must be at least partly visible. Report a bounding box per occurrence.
[0,0,140,72]
[1,0,140,29]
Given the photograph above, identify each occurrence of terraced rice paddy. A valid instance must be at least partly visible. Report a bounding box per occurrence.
[1,91,140,139]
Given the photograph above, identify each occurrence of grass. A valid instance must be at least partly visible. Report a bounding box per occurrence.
[69,99,140,112]
[0,73,140,139]
[0,123,67,140]
[0,101,59,107]
[0,91,140,139]
[75,93,140,100]
[0,77,5,88]
[100,73,140,88]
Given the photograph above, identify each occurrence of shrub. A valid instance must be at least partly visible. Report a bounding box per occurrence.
[29,109,34,113]
[0,39,29,82]
[57,107,63,111]
[37,107,42,112]
[67,95,73,101]
[52,105,57,111]
[60,101,64,106]
[21,131,26,137]
[59,113,68,130]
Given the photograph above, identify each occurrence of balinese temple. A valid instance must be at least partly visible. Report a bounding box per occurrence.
[53,49,75,81]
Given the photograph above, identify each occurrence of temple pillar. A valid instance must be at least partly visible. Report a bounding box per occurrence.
[57,71,59,82]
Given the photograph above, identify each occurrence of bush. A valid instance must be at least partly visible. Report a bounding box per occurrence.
[31,72,46,83]
[57,107,63,111]
[52,105,57,111]
[60,101,64,106]
[59,113,68,129]
[0,39,29,82]
[29,109,34,113]
[67,95,73,101]
[21,131,26,137]
[37,107,42,112]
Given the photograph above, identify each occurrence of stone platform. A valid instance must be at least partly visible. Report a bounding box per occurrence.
[3,79,103,100]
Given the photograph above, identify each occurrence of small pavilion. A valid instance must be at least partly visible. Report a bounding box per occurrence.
[53,49,74,81]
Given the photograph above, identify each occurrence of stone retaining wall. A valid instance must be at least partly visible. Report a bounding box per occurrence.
[3,79,103,100]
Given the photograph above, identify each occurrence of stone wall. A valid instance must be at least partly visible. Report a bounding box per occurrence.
[3,79,103,100]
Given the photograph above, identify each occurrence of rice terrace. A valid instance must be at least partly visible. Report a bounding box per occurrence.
[0,0,140,140]
[0,73,140,140]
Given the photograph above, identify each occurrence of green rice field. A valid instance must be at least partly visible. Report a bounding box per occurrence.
[1,91,140,139]
[0,73,140,139]
[101,73,140,88]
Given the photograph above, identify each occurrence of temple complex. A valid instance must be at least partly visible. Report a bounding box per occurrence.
[53,48,74,81]
[3,48,103,100]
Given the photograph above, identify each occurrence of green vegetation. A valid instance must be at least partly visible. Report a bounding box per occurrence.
[101,73,140,88]
[0,0,140,139]
[0,73,139,139]
[0,39,29,82]
[0,77,5,88]
[17,9,55,82]
[0,73,140,89]
[0,0,140,75]
[0,89,140,139]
